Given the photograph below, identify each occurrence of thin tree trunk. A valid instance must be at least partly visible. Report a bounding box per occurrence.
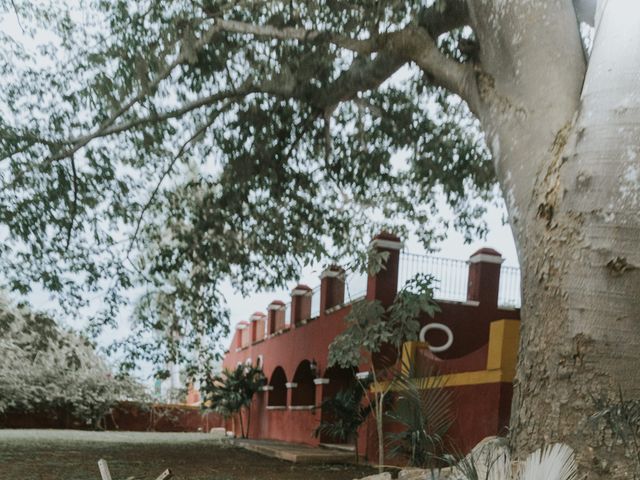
[246,405,251,439]
[238,410,245,439]
[377,391,385,473]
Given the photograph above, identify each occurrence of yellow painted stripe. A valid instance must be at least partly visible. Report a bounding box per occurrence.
[371,368,514,392]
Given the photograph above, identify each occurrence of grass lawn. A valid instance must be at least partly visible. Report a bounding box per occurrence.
[0,430,376,480]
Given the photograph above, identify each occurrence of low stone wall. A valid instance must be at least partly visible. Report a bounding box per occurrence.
[0,401,224,432]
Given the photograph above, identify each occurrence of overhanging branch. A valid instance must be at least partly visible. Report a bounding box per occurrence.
[48,14,479,161]
[417,0,471,37]
[49,74,302,161]
[212,18,381,55]
[48,22,223,162]
[313,50,407,110]
[402,26,479,112]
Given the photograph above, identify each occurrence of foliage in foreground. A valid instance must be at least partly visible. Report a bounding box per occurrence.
[386,361,453,469]
[0,295,144,426]
[201,363,265,438]
[328,272,439,470]
[0,0,493,376]
[452,442,576,480]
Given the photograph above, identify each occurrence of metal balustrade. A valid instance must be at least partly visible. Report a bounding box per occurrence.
[270,252,521,334]
[398,252,522,308]
[284,301,292,327]
[345,270,368,301]
[498,265,521,308]
[398,252,470,302]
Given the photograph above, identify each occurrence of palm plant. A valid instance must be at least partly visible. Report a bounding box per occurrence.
[201,364,265,438]
[314,378,374,462]
[385,358,453,469]
[453,441,576,480]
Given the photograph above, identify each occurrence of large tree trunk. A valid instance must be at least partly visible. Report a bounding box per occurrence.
[469,1,640,477]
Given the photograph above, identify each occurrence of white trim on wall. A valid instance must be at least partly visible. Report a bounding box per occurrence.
[469,253,504,264]
[369,239,404,250]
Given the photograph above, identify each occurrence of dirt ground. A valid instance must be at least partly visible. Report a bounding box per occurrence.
[0,430,376,480]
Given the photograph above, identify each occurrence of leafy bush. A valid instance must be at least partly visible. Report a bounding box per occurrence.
[0,295,144,427]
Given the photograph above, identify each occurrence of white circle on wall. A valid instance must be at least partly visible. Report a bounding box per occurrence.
[419,323,454,353]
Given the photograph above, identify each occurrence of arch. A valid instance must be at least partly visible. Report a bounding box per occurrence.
[268,366,287,407]
[291,360,316,406]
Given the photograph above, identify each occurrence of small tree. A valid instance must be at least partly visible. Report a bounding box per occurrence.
[328,272,439,470]
[201,364,264,438]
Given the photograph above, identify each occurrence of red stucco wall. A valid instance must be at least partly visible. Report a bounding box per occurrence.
[221,239,521,460]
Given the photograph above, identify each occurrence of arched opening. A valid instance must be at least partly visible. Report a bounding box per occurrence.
[291,360,315,406]
[268,366,287,407]
[320,366,358,444]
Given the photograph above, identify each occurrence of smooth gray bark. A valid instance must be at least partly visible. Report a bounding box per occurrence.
[466,1,640,477]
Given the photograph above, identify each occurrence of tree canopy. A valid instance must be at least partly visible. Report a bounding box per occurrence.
[0,0,496,374]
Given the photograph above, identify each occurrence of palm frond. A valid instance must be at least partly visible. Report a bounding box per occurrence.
[452,438,511,480]
[313,381,371,443]
[517,443,576,480]
[386,352,453,467]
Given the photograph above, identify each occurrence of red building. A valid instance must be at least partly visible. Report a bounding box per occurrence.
[222,234,521,459]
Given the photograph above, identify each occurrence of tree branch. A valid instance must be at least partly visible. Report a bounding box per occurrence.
[49,22,223,162]
[417,0,471,37]
[53,86,254,161]
[313,50,407,110]
[51,75,295,161]
[403,26,479,112]
[212,18,381,54]
[126,102,234,257]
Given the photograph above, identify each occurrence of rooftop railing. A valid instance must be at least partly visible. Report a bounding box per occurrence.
[398,252,469,302]
[398,251,521,308]
[242,249,522,346]
[345,270,368,301]
[497,265,521,308]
